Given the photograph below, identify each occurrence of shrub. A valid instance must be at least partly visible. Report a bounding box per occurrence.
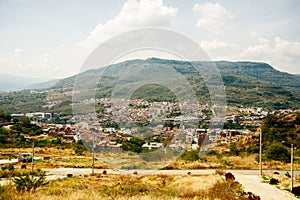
[225,172,235,181]
[74,140,86,155]
[266,143,290,163]
[292,186,300,196]
[12,170,48,193]
[269,178,279,185]
[180,150,200,161]
[285,172,291,178]
[223,159,233,166]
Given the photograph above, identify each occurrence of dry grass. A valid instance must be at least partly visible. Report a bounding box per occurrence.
[0,173,253,200]
[166,154,300,171]
[264,173,300,190]
[2,147,299,170]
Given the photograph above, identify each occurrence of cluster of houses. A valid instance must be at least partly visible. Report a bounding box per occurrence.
[10,98,299,153]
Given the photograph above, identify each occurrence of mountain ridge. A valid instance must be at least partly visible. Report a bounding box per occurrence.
[52,58,300,90]
[0,58,299,113]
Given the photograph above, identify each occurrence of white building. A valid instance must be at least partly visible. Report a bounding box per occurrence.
[142,142,164,150]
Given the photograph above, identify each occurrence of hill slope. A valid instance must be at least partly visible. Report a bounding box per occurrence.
[54,58,300,108]
[1,58,299,113]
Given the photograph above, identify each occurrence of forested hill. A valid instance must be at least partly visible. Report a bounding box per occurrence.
[213,61,299,89]
[0,58,299,113]
[52,58,300,90]
[51,58,300,109]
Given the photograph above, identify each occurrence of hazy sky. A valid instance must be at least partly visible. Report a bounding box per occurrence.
[1,0,300,78]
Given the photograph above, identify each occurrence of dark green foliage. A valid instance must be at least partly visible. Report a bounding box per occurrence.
[229,142,242,156]
[34,139,51,147]
[1,59,300,113]
[292,186,300,196]
[247,146,259,154]
[266,142,290,162]
[122,137,145,153]
[51,137,62,145]
[132,84,177,102]
[13,170,48,193]
[261,113,300,151]
[9,117,42,136]
[74,140,87,155]
[0,109,11,123]
[1,164,14,172]
[226,112,299,162]
[269,178,279,185]
[224,119,243,129]
[180,150,200,161]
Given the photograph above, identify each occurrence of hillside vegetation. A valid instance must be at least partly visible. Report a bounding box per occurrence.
[1,58,299,113]
[228,112,300,162]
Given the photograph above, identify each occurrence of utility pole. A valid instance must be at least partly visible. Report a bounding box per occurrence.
[291,143,294,191]
[259,128,262,177]
[92,132,95,175]
[282,141,294,191]
[31,140,35,173]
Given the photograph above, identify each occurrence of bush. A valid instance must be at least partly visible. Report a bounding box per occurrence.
[7,164,14,171]
[74,140,86,155]
[12,170,48,193]
[292,186,300,196]
[266,143,290,163]
[180,150,200,161]
[269,178,279,185]
[225,172,235,181]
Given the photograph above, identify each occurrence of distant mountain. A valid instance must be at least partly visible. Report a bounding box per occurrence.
[28,79,59,90]
[0,74,56,92]
[1,58,299,113]
[51,58,300,109]
[52,58,300,90]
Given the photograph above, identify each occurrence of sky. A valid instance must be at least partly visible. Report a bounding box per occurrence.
[0,0,300,78]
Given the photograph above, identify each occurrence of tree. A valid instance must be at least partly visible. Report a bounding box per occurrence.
[74,140,86,155]
[19,117,31,128]
[0,109,11,122]
[13,170,48,193]
[266,142,290,163]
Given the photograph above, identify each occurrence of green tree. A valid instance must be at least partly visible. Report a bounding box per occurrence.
[13,170,48,193]
[0,109,11,122]
[266,142,290,163]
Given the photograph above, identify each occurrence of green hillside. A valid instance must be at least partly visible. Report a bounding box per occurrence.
[230,111,300,162]
[1,58,299,114]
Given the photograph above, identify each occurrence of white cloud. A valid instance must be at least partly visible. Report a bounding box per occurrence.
[199,40,239,60]
[14,48,23,57]
[200,40,237,51]
[80,0,177,48]
[193,2,233,34]
[41,53,50,68]
[198,35,300,74]
[240,36,300,73]
[13,48,24,69]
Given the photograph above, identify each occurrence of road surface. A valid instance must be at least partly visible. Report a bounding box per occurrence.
[0,159,18,165]
[234,173,298,200]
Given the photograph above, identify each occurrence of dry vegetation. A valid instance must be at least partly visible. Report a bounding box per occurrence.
[2,146,299,171]
[0,173,254,200]
[165,154,300,171]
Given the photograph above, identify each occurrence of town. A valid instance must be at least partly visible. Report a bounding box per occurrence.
[6,97,293,155]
